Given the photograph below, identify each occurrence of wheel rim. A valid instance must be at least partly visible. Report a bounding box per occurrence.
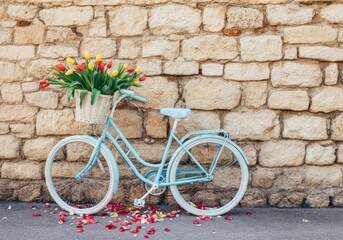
[169,138,248,216]
[45,137,114,214]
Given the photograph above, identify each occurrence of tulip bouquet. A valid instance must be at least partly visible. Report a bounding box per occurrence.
[40,52,146,106]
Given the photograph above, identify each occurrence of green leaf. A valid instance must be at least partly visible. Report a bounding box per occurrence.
[67,87,75,102]
[91,88,101,105]
[79,89,88,107]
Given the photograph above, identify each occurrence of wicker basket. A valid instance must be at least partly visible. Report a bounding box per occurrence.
[75,89,113,124]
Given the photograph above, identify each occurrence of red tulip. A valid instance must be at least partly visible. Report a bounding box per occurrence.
[55,64,66,72]
[107,61,113,68]
[75,64,83,72]
[126,66,134,73]
[139,76,146,82]
[39,79,49,88]
[81,62,86,69]
[98,62,104,71]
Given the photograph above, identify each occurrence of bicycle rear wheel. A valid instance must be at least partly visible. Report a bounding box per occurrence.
[169,137,249,216]
[45,136,117,215]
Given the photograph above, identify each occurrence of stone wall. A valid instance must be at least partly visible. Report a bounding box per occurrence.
[1,0,343,207]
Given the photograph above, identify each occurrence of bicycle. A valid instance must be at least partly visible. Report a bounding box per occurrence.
[45,89,250,216]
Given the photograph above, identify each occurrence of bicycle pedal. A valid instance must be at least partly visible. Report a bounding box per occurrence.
[134,198,145,207]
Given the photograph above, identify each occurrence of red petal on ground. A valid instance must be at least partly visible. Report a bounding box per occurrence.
[100,213,107,216]
[144,235,150,239]
[147,227,156,235]
[45,204,51,208]
[131,227,139,234]
[76,228,84,233]
[32,213,41,217]
[193,220,200,225]
[164,228,170,232]
[118,209,130,215]
[76,224,83,229]
[246,212,252,216]
[225,216,232,221]
[105,223,116,230]
[113,218,120,223]
[119,227,126,232]
[29,205,35,209]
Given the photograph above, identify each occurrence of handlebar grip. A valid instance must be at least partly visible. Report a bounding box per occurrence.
[120,89,147,103]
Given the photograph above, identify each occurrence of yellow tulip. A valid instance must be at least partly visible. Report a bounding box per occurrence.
[96,54,102,62]
[65,69,73,76]
[66,57,75,65]
[134,68,141,74]
[112,70,118,77]
[88,62,94,70]
[123,63,128,69]
[107,71,111,76]
[133,80,140,85]
[85,51,91,60]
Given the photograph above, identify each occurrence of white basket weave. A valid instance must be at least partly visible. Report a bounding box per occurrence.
[75,89,113,124]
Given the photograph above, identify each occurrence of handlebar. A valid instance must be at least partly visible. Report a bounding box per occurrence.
[120,89,147,103]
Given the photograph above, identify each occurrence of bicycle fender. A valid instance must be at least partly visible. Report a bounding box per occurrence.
[166,135,250,181]
[82,135,120,194]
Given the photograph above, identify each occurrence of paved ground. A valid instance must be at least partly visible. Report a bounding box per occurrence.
[0,201,343,240]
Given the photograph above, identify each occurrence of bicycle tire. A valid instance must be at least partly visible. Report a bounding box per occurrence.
[45,135,118,215]
[169,137,249,216]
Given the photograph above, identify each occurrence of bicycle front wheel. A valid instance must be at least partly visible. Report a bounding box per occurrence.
[169,137,249,216]
[45,136,117,215]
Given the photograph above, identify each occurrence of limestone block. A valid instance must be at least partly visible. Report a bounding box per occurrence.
[0,46,35,60]
[267,4,314,25]
[134,77,179,109]
[224,63,269,81]
[118,39,140,59]
[305,165,342,188]
[338,144,343,163]
[201,63,223,76]
[75,0,125,5]
[88,18,107,37]
[226,7,263,29]
[0,123,9,134]
[203,6,225,32]
[183,77,241,110]
[242,81,267,108]
[0,135,20,159]
[339,30,343,43]
[259,140,305,167]
[22,82,39,92]
[324,63,338,85]
[299,46,343,62]
[14,19,45,44]
[305,143,336,166]
[7,5,38,20]
[175,110,221,137]
[310,87,343,113]
[252,168,276,188]
[271,61,322,87]
[0,105,37,123]
[284,46,297,60]
[223,110,280,141]
[46,27,80,44]
[306,194,330,208]
[240,191,267,207]
[332,196,343,207]
[142,39,179,60]
[109,7,147,36]
[1,83,23,103]
[36,109,88,136]
[150,5,201,35]
[268,192,305,207]
[25,91,59,109]
[283,115,328,140]
[320,4,343,23]
[80,38,116,58]
[10,123,35,138]
[164,61,199,75]
[240,35,283,62]
[182,35,238,60]
[1,161,42,180]
[136,59,162,76]
[332,113,343,141]
[37,45,78,59]
[39,7,93,26]
[273,168,304,192]
[27,59,59,79]
[128,0,168,4]
[145,111,167,138]
[0,28,13,44]
[129,141,177,163]
[17,184,42,202]
[268,90,309,111]
[284,26,338,44]
[23,137,56,161]
[240,142,257,166]
[0,62,24,83]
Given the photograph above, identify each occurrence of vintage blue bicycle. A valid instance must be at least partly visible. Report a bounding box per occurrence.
[45,89,249,216]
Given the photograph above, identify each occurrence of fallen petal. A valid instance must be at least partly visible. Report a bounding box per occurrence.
[76,228,84,233]
[147,227,156,235]
[193,220,200,225]
[246,212,252,216]
[105,223,116,230]
[224,216,232,221]
[32,213,41,217]
[144,235,150,239]
[164,228,170,232]
[29,205,35,209]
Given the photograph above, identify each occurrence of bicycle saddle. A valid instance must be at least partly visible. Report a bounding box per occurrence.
[160,108,192,119]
